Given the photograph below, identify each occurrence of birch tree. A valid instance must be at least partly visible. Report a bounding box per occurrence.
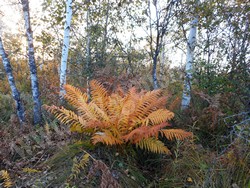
[147,0,176,89]
[181,17,198,110]
[21,0,42,124]
[0,37,25,125]
[59,0,73,99]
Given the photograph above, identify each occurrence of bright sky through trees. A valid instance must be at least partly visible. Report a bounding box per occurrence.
[0,0,184,67]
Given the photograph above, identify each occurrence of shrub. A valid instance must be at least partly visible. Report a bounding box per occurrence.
[45,80,192,154]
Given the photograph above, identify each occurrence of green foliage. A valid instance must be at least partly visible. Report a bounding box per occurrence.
[0,94,13,122]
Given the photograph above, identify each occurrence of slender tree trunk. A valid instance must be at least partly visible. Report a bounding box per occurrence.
[181,17,198,110]
[159,42,165,85]
[21,0,42,124]
[148,0,159,90]
[59,0,73,99]
[86,7,91,101]
[148,0,175,90]
[0,37,25,125]
[101,0,110,65]
[152,54,159,89]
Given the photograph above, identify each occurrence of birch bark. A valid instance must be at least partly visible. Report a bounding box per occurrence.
[59,0,73,99]
[0,37,25,125]
[21,0,42,124]
[181,17,198,110]
[148,0,175,90]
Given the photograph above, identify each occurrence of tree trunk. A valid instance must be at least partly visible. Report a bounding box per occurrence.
[21,0,42,124]
[86,7,91,101]
[0,37,25,125]
[152,54,159,89]
[59,0,73,99]
[181,17,198,110]
[101,0,110,65]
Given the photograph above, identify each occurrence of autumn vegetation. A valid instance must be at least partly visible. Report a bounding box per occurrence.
[0,0,249,187]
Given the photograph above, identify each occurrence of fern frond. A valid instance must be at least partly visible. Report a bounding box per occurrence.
[121,99,136,116]
[86,120,110,130]
[143,109,174,126]
[44,105,84,132]
[136,138,170,154]
[90,80,109,111]
[122,126,148,142]
[107,94,123,117]
[123,122,168,143]
[160,129,193,141]
[88,102,110,122]
[132,90,166,123]
[64,85,88,107]
[22,168,41,173]
[0,170,12,188]
[69,153,90,180]
[124,87,140,102]
[92,130,123,145]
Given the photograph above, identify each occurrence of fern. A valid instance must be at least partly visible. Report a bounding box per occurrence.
[69,153,90,180]
[92,130,123,145]
[0,170,12,188]
[22,168,41,173]
[160,129,193,140]
[64,85,88,107]
[136,138,170,154]
[45,80,193,154]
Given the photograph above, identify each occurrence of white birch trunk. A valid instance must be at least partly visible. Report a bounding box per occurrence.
[181,17,198,110]
[59,0,73,99]
[0,37,25,125]
[21,0,42,124]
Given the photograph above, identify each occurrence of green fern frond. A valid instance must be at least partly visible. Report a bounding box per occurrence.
[0,170,12,188]
[136,138,170,154]
[160,129,193,141]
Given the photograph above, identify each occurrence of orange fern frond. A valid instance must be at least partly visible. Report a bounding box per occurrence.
[44,105,86,132]
[131,90,166,122]
[86,120,110,129]
[143,109,174,126]
[107,94,123,117]
[90,80,109,111]
[92,130,123,145]
[122,126,149,142]
[88,102,110,122]
[136,138,170,154]
[121,99,136,116]
[160,129,193,141]
[123,122,168,143]
[64,85,88,107]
